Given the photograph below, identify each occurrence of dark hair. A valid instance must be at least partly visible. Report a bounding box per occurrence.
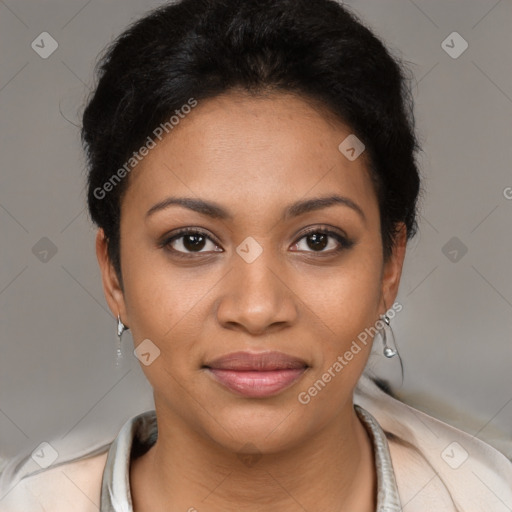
[82,0,421,286]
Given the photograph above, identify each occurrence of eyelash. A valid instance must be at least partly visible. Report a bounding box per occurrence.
[160,226,354,258]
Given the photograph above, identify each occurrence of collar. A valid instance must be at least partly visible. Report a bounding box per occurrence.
[100,405,402,511]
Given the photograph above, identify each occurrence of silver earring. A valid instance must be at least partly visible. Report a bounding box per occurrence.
[378,314,398,358]
[116,314,128,365]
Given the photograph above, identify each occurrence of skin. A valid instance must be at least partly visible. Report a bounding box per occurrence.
[96,90,407,512]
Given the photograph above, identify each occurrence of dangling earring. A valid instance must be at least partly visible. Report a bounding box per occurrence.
[378,314,398,358]
[116,314,128,365]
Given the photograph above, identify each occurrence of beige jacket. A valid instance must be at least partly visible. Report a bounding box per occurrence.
[1,373,511,511]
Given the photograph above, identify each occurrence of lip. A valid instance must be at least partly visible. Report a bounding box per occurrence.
[203,351,309,398]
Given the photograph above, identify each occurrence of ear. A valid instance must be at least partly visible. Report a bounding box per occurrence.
[95,228,128,325]
[379,223,407,314]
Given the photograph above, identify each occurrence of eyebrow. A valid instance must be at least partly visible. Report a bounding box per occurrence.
[146,194,366,223]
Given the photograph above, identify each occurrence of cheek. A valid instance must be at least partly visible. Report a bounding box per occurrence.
[122,257,206,342]
[120,242,223,390]
[295,249,384,404]
[120,255,208,395]
[118,218,204,338]
[294,253,383,412]
[299,251,383,338]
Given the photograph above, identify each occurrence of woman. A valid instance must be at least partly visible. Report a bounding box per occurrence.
[1,0,511,510]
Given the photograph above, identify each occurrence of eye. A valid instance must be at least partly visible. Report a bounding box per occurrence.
[291,227,353,254]
[161,228,222,256]
[160,226,354,258]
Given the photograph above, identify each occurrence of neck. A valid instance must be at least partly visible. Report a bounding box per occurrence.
[130,401,377,512]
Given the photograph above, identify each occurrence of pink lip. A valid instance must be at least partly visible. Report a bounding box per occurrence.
[204,351,309,398]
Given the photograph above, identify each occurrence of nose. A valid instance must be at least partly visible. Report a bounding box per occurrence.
[215,248,298,336]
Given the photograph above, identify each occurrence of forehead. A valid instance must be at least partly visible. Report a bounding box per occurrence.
[121,91,378,223]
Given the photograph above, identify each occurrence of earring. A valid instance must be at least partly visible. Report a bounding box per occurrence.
[116,314,128,365]
[378,314,398,358]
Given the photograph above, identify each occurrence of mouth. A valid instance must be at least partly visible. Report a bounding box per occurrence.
[203,351,309,398]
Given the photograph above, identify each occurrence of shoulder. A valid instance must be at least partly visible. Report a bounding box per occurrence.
[0,451,108,512]
[355,373,512,511]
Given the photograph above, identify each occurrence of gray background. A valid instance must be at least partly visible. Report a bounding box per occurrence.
[1,0,511,470]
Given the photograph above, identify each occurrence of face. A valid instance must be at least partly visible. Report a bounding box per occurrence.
[97,90,406,454]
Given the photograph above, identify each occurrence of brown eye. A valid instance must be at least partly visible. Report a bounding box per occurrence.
[163,229,222,255]
[291,228,354,254]
[304,232,329,251]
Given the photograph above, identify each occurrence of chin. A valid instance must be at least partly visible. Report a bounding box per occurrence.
[200,396,310,453]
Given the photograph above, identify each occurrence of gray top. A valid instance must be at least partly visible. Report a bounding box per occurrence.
[100,404,402,511]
